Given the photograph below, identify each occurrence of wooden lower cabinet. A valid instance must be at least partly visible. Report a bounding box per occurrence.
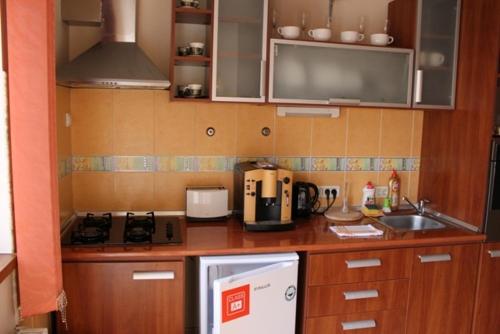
[406,244,480,334]
[59,261,184,334]
[306,310,406,334]
[307,279,409,317]
[472,242,500,334]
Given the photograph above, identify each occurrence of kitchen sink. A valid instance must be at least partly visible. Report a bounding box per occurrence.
[378,214,446,231]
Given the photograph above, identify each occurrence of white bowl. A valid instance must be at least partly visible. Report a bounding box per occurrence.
[188,84,203,90]
[189,42,205,48]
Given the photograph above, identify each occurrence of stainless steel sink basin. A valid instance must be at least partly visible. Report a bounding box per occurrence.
[378,215,446,231]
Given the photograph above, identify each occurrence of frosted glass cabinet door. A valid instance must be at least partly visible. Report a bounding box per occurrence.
[414,0,461,109]
[212,0,268,102]
[269,39,414,107]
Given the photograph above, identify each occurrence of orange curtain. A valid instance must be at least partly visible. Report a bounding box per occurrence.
[6,0,63,317]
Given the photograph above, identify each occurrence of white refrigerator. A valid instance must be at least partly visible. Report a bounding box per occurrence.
[199,253,299,334]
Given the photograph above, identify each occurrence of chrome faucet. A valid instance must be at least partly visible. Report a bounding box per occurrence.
[402,196,430,215]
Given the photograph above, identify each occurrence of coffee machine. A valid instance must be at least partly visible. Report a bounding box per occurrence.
[234,161,294,231]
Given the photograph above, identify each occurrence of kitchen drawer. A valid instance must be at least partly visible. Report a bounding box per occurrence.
[306,310,405,334]
[308,249,413,285]
[307,279,409,317]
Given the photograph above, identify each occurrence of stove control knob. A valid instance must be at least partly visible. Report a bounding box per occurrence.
[283,177,291,184]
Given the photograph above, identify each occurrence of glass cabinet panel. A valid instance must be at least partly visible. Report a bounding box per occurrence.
[212,0,267,102]
[414,0,460,108]
[269,40,413,107]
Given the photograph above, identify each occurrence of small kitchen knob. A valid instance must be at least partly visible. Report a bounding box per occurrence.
[283,177,290,184]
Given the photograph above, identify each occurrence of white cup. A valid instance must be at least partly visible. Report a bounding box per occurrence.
[308,28,332,41]
[428,52,445,67]
[340,31,365,43]
[370,33,394,46]
[277,26,301,40]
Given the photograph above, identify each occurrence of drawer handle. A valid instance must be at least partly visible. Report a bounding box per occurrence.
[418,254,451,263]
[345,258,381,269]
[132,271,175,280]
[341,319,376,331]
[488,250,500,258]
[343,289,379,301]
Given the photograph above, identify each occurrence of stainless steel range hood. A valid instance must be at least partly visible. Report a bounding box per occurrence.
[57,0,170,89]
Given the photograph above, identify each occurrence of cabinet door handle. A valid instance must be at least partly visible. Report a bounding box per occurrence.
[345,258,381,269]
[328,98,361,106]
[415,70,423,103]
[343,289,379,300]
[418,253,451,263]
[260,60,266,97]
[132,271,175,280]
[488,250,500,258]
[341,319,376,331]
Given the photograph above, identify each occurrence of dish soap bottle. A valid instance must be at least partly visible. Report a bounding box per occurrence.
[388,170,401,211]
[362,181,376,208]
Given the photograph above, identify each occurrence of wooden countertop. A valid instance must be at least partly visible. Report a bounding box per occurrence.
[61,216,485,262]
[0,254,16,283]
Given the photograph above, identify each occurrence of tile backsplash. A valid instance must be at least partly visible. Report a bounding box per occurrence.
[57,87,422,218]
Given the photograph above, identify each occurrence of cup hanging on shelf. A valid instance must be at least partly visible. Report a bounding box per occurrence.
[384,19,390,34]
[359,16,366,35]
[300,10,310,39]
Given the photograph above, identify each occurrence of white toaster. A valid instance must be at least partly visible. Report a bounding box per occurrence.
[186,186,229,220]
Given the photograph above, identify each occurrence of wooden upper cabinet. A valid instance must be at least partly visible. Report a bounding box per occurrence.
[389,0,461,109]
[211,0,268,102]
[268,39,414,108]
[59,261,184,334]
[406,244,480,334]
[473,242,500,334]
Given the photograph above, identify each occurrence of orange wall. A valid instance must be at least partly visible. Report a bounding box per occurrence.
[57,88,422,215]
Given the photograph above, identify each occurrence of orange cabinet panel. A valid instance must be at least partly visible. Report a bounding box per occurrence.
[308,249,412,286]
[473,242,500,334]
[307,279,409,317]
[306,310,406,334]
[59,261,184,334]
[406,244,480,334]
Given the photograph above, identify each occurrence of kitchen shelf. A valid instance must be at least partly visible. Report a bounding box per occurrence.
[219,16,261,24]
[217,51,261,60]
[175,8,213,25]
[422,33,454,40]
[420,66,452,71]
[172,96,210,102]
[170,1,213,102]
[174,56,211,66]
[273,37,399,49]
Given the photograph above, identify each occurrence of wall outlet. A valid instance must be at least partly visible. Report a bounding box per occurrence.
[375,186,388,198]
[318,185,341,198]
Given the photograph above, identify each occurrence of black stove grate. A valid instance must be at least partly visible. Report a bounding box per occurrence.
[71,213,113,244]
[123,212,156,243]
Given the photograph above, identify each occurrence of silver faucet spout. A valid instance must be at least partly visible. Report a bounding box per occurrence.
[402,196,430,215]
[402,196,421,214]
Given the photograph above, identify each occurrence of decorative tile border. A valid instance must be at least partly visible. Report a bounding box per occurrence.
[58,157,73,178]
[63,156,420,174]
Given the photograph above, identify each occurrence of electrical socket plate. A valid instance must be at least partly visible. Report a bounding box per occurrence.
[375,186,388,198]
[318,185,341,198]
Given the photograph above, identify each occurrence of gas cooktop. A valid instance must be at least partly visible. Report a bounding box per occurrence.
[61,212,182,247]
